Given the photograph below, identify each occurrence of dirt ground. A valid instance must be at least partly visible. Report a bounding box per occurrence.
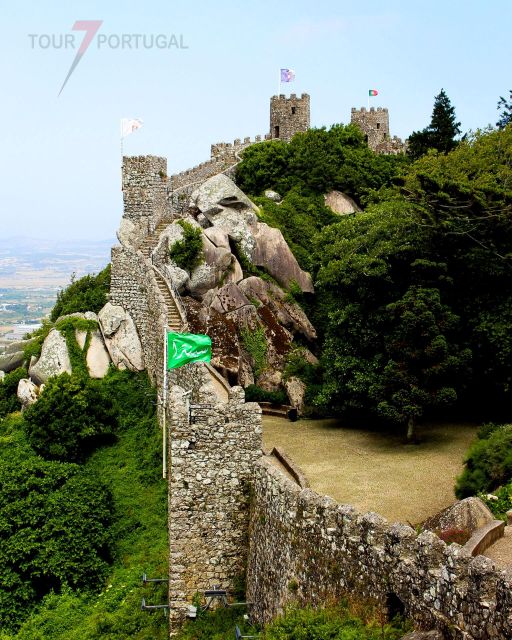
[262,416,478,526]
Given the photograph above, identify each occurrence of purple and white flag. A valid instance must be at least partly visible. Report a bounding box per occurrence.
[280,68,295,83]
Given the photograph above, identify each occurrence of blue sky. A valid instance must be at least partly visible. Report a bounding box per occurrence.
[1,0,510,240]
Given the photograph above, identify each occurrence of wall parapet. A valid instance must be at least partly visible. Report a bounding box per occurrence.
[247,455,512,639]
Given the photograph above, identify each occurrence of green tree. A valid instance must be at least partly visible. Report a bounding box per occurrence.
[51,265,111,322]
[408,89,461,160]
[371,287,471,441]
[497,89,512,129]
[169,221,204,273]
[23,374,117,462]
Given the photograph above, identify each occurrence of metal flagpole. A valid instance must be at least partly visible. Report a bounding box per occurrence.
[162,327,168,479]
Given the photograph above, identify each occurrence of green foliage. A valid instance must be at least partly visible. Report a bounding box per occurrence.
[263,605,409,640]
[408,89,461,160]
[50,265,110,322]
[54,317,98,379]
[0,438,112,631]
[496,89,512,129]
[244,384,288,405]
[23,373,117,462]
[236,124,408,203]
[479,484,512,522]
[0,367,27,418]
[254,189,339,271]
[176,607,258,640]
[455,423,512,498]
[170,220,204,273]
[1,370,168,639]
[240,326,268,376]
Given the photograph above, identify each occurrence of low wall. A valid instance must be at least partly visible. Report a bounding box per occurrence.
[247,456,512,639]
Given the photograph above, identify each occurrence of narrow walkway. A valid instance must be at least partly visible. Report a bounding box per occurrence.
[484,526,512,568]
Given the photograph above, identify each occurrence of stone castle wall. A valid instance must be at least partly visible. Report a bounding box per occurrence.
[110,244,167,389]
[167,385,262,631]
[270,93,310,141]
[246,456,512,639]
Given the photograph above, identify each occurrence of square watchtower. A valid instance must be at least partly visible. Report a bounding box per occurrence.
[270,93,310,141]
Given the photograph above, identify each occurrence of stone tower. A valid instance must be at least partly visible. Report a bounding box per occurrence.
[350,107,390,150]
[350,107,406,154]
[270,93,310,141]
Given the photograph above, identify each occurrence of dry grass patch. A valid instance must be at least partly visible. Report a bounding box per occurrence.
[263,417,478,525]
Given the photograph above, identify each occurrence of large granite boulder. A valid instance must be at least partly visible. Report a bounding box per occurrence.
[98,303,144,371]
[0,350,25,373]
[29,329,72,384]
[209,283,250,314]
[252,223,314,293]
[86,330,111,378]
[191,174,257,259]
[324,190,361,215]
[284,376,307,414]
[422,497,495,535]
[17,378,38,410]
[264,189,282,202]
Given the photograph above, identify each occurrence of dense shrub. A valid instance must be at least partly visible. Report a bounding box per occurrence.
[0,367,27,418]
[244,384,288,405]
[264,605,409,639]
[480,484,512,521]
[240,326,268,377]
[169,221,204,273]
[23,373,117,462]
[455,423,512,498]
[0,444,112,630]
[50,265,110,322]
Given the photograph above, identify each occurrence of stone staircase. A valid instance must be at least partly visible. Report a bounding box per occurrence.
[153,269,184,333]
[140,220,170,259]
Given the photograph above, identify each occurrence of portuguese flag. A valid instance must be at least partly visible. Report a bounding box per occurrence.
[167,332,212,369]
[369,89,378,96]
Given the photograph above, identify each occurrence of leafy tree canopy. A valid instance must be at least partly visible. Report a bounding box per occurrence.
[408,89,461,160]
[50,265,110,322]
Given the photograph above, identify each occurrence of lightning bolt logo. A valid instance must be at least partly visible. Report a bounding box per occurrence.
[58,20,103,96]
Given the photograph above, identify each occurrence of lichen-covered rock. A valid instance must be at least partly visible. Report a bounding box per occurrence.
[210,283,250,314]
[17,378,38,410]
[117,217,136,246]
[204,226,230,249]
[284,376,306,414]
[324,190,361,215]
[98,303,144,371]
[264,189,282,202]
[422,497,495,535]
[238,276,316,341]
[86,330,111,378]
[257,369,282,392]
[0,350,25,373]
[163,263,189,291]
[251,223,314,293]
[29,329,72,384]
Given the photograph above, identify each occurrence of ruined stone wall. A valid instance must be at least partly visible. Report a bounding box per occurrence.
[110,244,167,389]
[350,107,406,154]
[270,93,310,140]
[167,385,262,632]
[247,456,512,640]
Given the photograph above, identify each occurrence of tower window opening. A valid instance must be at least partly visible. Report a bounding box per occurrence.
[274,126,280,138]
[376,122,380,129]
[291,107,296,114]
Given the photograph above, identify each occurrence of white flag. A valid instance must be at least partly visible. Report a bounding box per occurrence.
[120,118,143,138]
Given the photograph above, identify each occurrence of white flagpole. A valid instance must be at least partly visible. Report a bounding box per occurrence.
[278,68,281,96]
[162,327,168,479]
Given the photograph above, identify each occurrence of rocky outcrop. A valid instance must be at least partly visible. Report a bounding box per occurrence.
[252,223,314,293]
[17,378,38,410]
[86,330,111,378]
[98,303,144,371]
[324,190,361,215]
[264,189,282,202]
[29,329,72,384]
[0,350,25,373]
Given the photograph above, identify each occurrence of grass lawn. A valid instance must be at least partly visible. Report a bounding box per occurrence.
[263,417,478,525]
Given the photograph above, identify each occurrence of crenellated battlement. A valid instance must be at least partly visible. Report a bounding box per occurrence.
[351,106,406,154]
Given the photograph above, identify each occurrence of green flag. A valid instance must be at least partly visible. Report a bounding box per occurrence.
[167,332,212,369]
